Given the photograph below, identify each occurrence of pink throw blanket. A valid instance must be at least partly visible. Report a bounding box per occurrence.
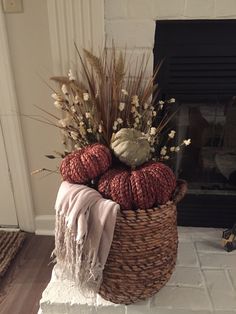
[54,181,119,294]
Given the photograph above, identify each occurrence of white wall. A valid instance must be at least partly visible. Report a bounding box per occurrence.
[105,0,236,77]
[5,0,62,217]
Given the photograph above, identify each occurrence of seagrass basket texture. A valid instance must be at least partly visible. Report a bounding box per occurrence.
[99,180,187,305]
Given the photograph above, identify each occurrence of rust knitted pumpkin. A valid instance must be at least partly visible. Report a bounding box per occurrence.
[60,143,112,184]
[142,162,176,205]
[98,162,176,210]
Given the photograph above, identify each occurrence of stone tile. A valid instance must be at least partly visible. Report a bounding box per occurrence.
[96,305,126,314]
[229,269,236,290]
[178,227,223,241]
[214,311,236,314]
[127,299,150,314]
[215,0,236,17]
[128,306,212,314]
[199,252,236,268]
[178,226,196,234]
[177,227,193,242]
[152,311,211,314]
[195,239,226,253]
[41,302,94,314]
[184,0,214,18]
[203,270,236,310]
[127,0,154,19]
[96,295,126,313]
[106,20,155,48]
[178,234,192,242]
[154,0,185,18]
[177,242,198,267]
[168,266,203,287]
[151,286,210,310]
[105,0,127,19]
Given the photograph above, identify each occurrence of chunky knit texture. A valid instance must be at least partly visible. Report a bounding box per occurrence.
[98,162,176,210]
[60,144,112,184]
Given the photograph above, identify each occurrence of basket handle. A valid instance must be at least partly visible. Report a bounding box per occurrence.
[172,179,187,204]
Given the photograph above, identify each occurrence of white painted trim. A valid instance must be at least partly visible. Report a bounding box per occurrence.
[47,0,105,75]
[0,8,35,232]
[43,1,105,237]
[35,215,55,236]
[0,228,20,232]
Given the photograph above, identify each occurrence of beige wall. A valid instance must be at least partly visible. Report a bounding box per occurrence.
[5,0,62,216]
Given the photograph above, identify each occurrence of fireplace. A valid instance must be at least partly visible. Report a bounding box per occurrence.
[154,20,236,227]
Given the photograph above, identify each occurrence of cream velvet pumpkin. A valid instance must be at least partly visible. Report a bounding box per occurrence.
[110,128,151,167]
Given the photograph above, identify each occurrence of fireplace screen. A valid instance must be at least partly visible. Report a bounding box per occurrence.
[173,97,236,192]
[154,20,236,227]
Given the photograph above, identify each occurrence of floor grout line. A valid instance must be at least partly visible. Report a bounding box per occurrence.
[193,240,215,313]
[166,283,205,289]
[195,251,236,255]
[225,268,236,294]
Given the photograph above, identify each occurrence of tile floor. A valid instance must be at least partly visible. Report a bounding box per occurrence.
[39,227,236,314]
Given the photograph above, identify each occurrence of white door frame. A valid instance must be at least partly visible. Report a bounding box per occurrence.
[0,8,35,232]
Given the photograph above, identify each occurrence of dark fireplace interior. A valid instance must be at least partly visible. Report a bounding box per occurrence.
[154,20,236,228]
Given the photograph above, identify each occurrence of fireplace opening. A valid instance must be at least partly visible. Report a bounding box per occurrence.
[154,20,236,227]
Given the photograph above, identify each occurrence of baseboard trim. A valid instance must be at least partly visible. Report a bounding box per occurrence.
[35,215,55,236]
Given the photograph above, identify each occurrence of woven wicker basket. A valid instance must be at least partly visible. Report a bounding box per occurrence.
[99,180,187,305]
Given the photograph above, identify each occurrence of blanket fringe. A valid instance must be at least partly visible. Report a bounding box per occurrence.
[54,212,103,296]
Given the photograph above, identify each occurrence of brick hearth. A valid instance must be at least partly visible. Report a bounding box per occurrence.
[39,227,236,314]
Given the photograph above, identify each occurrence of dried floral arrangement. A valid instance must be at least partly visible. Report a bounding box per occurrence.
[46,47,190,159]
[34,46,190,210]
